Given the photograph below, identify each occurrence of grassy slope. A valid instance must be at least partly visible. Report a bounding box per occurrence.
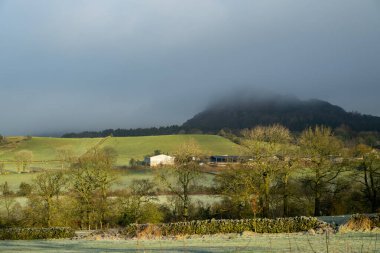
[0,137,101,161]
[0,135,240,190]
[0,135,240,165]
[100,134,241,165]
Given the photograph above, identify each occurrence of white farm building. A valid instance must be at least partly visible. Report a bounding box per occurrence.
[145,154,175,167]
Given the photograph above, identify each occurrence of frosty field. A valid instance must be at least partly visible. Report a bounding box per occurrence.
[1,232,379,253]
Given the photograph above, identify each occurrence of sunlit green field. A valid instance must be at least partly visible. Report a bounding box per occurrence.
[99,134,241,166]
[0,134,238,190]
[0,135,240,167]
[0,232,379,253]
[0,137,101,172]
[0,137,100,161]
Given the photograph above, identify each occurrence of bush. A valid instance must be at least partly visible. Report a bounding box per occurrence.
[17,182,33,196]
[340,214,380,232]
[0,227,75,240]
[122,216,322,238]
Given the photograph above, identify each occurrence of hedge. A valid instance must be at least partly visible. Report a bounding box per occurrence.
[0,227,76,240]
[122,216,323,237]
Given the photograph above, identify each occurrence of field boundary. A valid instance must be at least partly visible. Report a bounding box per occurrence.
[80,136,112,157]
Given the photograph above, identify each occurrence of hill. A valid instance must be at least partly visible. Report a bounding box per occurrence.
[0,135,241,168]
[182,94,380,132]
[61,94,380,138]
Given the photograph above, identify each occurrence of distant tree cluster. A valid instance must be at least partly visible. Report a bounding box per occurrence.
[0,135,7,145]
[62,125,183,138]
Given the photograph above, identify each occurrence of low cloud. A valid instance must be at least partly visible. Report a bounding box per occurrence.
[0,0,379,135]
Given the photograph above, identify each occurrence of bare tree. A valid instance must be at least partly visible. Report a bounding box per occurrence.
[33,170,68,227]
[215,165,257,218]
[119,179,160,224]
[14,150,33,173]
[0,163,4,174]
[70,148,117,229]
[241,124,292,217]
[299,125,345,216]
[1,181,15,221]
[275,145,302,217]
[56,145,76,169]
[353,144,380,212]
[157,140,203,221]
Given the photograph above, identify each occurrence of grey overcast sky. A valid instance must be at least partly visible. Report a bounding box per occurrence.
[0,0,380,135]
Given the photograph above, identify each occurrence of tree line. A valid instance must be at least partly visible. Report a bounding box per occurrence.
[0,125,379,229]
[61,125,183,138]
[215,125,380,219]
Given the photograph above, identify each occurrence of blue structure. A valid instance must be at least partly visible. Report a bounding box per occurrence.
[210,155,240,164]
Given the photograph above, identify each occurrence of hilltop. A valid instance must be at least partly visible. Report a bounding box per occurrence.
[183,94,380,132]
[61,94,380,138]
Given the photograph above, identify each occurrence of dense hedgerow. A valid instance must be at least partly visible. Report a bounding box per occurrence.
[0,227,75,240]
[122,216,322,237]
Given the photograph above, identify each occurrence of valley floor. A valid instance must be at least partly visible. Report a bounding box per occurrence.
[1,232,379,253]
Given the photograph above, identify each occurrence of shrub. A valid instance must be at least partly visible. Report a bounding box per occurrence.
[0,227,75,240]
[17,182,33,196]
[122,216,323,238]
[340,214,378,232]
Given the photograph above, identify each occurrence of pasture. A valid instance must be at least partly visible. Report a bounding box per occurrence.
[0,165,216,193]
[0,137,100,162]
[0,232,379,252]
[0,134,240,167]
[0,134,238,191]
[99,134,241,166]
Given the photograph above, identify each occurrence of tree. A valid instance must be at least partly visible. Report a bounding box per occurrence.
[118,179,162,225]
[353,144,380,212]
[17,182,32,196]
[32,170,68,227]
[275,145,302,217]
[14,150,33,173]
[299,125,345,216]
[70,147,117,229]
[1,181,15,221]
[157,140,203,221]
[56,146,76,169]
[0,135,7,145]
[101,146,118,165]
[1,181,12,196]
[241,124,292,217]
[215,165,257,218]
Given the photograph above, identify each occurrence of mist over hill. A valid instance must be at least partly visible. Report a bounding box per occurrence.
[62,93,380,138]
[182,94,380,132]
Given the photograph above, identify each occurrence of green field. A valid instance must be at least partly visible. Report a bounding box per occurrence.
[0,167,215,192]
[99,135,241,166]
[0,232,379,252]
[0,134,239,191]
[0,135,240,167]
[0,136,101,161]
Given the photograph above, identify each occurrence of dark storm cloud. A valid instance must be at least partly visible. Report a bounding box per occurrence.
[0,0,379,135]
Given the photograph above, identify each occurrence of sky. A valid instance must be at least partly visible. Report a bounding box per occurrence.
[0,0,379,136]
